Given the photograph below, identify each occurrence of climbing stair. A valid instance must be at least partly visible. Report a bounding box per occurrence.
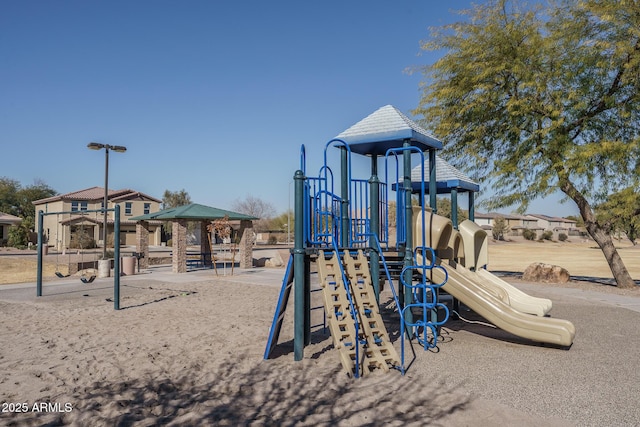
[317,249,400,376]
[344,250,400,373]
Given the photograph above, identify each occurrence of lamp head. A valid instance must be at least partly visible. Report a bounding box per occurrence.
[111,145,127,153]
[87,142,104,150]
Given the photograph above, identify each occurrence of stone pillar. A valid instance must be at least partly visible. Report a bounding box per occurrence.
[200,220,212,267]
[237,220,255,268]
[136,220,150,269]
[172,219,187,273]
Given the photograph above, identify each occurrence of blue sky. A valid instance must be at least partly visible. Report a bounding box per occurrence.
[1,1,578,217]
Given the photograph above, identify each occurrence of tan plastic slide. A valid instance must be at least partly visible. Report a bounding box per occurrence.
[413,208,575,347]
[456,220,553,317]
[427,263,575,347]
[455,264,552,316]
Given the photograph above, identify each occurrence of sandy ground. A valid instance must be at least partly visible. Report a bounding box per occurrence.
[1,242,639,426]
[0,261,639,426]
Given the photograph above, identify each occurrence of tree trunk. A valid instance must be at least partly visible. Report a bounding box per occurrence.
[559,178,636,288]
[586,224,636,288]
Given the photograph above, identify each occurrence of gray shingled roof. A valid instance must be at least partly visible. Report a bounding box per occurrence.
[335,105,443,156]
[410,155,479,193]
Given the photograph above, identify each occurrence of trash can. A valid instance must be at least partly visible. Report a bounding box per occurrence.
[122,256,136,276]
[98,259,111,278]
[42,245,48,256]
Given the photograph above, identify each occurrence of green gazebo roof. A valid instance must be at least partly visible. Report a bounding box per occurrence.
[130,203,258,221]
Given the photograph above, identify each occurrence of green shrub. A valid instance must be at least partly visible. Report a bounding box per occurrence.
[268,235,278,245]
[558,233,568,242]
[491,216,509,241]
[8,225,29,248]
[522,229,537,241]
[69,229,97,249]
[542,230,553,241]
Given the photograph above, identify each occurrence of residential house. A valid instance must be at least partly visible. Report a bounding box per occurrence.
[474,212,577,239]
[0,211,22,245]
[526,214,578,238]
[33,187,162,250]
[474,212,524,231]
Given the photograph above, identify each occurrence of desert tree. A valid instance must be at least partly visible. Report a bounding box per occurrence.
[161,189,193,241]
[596,187,640,245]
[436,197,469,224]
[162,189,192,209]
[415,0,640,287]
[491,215,510,241]
[232,195,276,232]
[0,177,20,215]
[19,179,57,229]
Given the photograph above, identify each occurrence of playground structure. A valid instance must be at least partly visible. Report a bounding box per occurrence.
[36,205,123,310]
[264,105,575,377]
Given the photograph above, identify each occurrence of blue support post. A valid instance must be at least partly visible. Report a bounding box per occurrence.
[469,191,475,222]
[304,254,311,345]
[114,204,121,310]
[451,188,459,229]
[340,146,350,248]
[369,164,380,303]
[293,169,306,361]
[36,210,44,297]
[402,140,414,329]
[429,149,437,211]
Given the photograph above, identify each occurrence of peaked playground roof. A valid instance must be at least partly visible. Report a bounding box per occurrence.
[130,203,258,221]
[335,104,443,156]
[410,155,480,194]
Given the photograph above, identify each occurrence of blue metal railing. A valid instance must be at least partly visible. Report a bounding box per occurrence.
[384,147,427,251]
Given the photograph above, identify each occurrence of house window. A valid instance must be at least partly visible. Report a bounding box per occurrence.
[0,226,3,240]
[125,202,132,216]
[71,201,88,212]
[144,203,151,214]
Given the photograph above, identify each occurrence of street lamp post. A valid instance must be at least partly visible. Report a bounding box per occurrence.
[87,142,127,261]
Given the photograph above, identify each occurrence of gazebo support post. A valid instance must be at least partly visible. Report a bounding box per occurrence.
[237,220,254,268]
[172,219,187,273]
[200,220,212,267]
[136,220,150,269]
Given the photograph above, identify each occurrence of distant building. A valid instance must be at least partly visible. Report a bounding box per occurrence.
[33,187,163,250]
[0,211,22,245]
[526,214,577,232]
[474,212,577,239]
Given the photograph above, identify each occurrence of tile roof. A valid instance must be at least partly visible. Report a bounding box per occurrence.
[527,214,577,223]
[335,105,443,156]
[0,211,22,224]
[475,212,523,220]
[34,187,161,204]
